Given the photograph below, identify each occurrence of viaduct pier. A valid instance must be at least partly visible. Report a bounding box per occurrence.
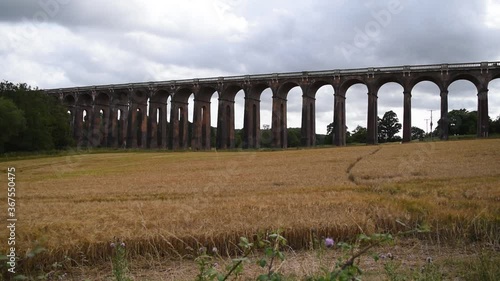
[46,61,500,149]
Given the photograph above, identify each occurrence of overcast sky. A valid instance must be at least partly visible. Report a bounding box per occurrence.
[1,0,500,134]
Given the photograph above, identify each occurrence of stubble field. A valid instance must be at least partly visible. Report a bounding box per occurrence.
[1,139,500,278]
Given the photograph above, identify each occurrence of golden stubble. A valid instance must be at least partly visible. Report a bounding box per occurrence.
[1,139,499,267]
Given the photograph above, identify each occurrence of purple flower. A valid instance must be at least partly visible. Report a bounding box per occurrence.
[110,243,116,248]
[325,238,334,248]
[120,242,126,247]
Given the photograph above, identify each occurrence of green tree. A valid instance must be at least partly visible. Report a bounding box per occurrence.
[287,128,301,147]
[490,116,500,135]
[0,97,26,153]
[260,128,272,148]
[325,121,349,145]
[348,126,367,143]
[324,121,335,145]
[411,126,425,140]
[235,129,244,148]
[378,110,402,143]
[0,81,73,152]
[447,109,477,135]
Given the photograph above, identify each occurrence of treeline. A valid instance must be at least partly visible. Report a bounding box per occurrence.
[0,82,73,153]
[324,109,500,145]
[2,81,500,153]
[324,110,408,144]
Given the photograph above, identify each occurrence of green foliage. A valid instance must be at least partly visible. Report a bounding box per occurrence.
[378,110,402,143]
[411,126,425,140]
[195,236,254,281]
[488,115,500,135]
[0,82,73,153]
[436,109,477,136]
[324,122,335,145]
[287,128,301,147]
[260,128,272,148]
[110,239,132,281]
[305,232,393,281]
[235,129,244,148]
[0,243,46,280]
[348,126,367,144]
[256,231,287,281]
[0,97,26,153]
[460,250,500,281]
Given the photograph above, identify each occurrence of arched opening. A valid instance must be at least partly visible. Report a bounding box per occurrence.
[136,108,143,147]
[260,88,273,147]
[82,109,88,123]
[171,88,193,150]
[188,94,195,123]
[99,109,105,146]
[201,106,207,148]
[210,92,220,148]
[147,98,150,117]
[411,81,440,140]
[447,80,478,137]
[149,90,170,149]
[178,106,184,148]
[234,90,245,148]
[113,90,129,148]
[314,84,334,145]
[378,82,404,143]
[166,96,172,123]
[117,109,124,147]
[283,85,302,147]
[156,107,162,146]
[67,110,73,131]
[489,78,500,135]
[82,109,89,147]
[345,83,369,144]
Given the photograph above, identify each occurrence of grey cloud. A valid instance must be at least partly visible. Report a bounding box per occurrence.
[1,0,499,129]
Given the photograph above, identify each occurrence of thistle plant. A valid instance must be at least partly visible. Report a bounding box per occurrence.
[195,236,254,281]
[255,231,287,281]
[110,238,131,281]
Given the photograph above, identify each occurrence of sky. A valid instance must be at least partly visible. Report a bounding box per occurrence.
[1,0,500,135]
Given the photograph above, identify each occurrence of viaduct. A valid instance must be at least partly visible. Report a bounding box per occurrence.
[46,61,500,150]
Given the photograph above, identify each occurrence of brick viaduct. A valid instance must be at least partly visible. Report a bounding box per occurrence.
[46,61,500,150]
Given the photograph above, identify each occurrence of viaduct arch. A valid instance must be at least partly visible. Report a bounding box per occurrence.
[46,61,500,149]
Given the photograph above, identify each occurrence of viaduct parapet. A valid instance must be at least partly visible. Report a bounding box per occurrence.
[46,61,500,149]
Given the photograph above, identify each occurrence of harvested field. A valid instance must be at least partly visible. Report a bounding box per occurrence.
[1,139,499,272]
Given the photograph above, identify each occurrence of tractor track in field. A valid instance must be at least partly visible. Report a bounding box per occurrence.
[346,147,382,185]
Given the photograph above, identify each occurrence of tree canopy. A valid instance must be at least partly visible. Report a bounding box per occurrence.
[378,110,402,143]
[490,115,500,135]
[411,126,425,140]
[0,81,74,153]
[435,109,477,136]
[0,97,26,153]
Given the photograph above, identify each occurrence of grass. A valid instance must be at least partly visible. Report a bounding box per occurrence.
[0,139,499,275]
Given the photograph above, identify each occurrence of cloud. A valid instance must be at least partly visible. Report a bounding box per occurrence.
[0,0,499,134]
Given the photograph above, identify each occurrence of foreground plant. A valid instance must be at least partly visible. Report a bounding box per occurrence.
[306,232,394,281]
[255,231,287,281]
[194,229,400,281]
[195,231,290,281]
[110,238,131,281]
